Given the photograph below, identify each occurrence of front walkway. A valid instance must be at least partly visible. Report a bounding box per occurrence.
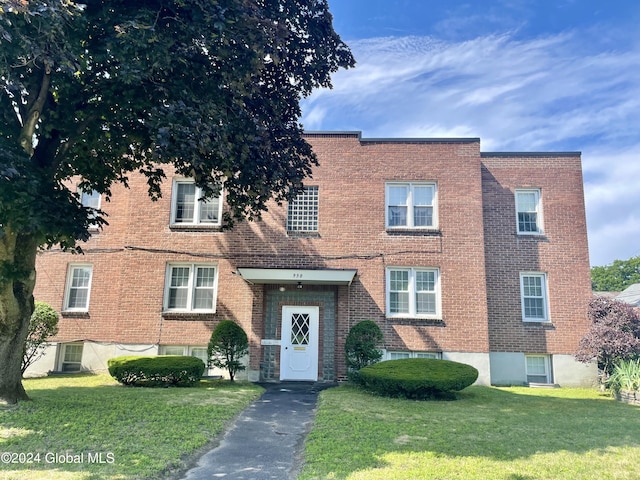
[178,382,333,480]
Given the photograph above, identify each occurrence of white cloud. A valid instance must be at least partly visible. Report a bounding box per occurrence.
[301,29,640,266]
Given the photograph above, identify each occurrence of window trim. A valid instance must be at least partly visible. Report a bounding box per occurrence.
[160,345,210,371]
[79,188,101,230]
[63,264,93,312]
[385,351,441,360]
[385,182,438,230]
[170,178,223,227]
[386,267,441,319]
[520,272,550,322]
[515,188,543,235]
[58,343,84,373]
[286,185,319,233]
[163,263,218,313]
[525,354,553,384]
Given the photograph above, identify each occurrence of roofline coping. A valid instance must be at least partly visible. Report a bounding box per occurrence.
[303,131,480,143]
[481,151,581,157]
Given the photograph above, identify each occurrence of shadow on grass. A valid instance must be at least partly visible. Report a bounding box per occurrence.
[302,384,640,478]
[0,375,263,479]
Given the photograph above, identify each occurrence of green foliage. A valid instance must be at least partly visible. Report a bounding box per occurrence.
[575,297,640,377]
[207,320,249,381]
[21,301,59,375]
[608,358,640,392]
[345,320,384,377]
[356,358,479,400]
[107,355,205,387]
[591,256,640,291]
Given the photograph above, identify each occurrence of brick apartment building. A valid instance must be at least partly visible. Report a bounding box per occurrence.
[29,132,596,386]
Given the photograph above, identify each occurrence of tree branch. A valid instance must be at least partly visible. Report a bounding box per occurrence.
[19,63,51,156]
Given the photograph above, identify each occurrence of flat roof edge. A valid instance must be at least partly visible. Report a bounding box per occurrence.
[303,131,480,143]
[482,151,581,157]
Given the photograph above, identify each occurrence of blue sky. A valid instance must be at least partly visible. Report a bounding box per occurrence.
[300,0,640,267]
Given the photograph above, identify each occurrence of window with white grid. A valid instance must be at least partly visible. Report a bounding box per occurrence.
[386,267,440,318]
[170,179,222,226]
[164,264,217,312]
[63,264,93,312]
[287,186,319,232]
[520,272,549,322]
[515,188,543,234]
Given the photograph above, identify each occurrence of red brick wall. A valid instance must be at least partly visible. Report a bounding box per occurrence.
[34,134,590,378]
[481,154,592,354]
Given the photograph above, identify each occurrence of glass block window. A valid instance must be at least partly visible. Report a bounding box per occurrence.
[287,186,319,232]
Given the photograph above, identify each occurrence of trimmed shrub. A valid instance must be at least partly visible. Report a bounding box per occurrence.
[345,320,383,379]
[208,320,249,381]
[108,355,205,387]
[22,301,59,375]
[357,358,478,400]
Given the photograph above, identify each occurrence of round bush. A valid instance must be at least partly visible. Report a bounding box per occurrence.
[357,358,478,399]
[108,355,205,387]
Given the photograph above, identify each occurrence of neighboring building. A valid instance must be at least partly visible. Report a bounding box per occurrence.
[30,132,596,386]
[616,284,640,307]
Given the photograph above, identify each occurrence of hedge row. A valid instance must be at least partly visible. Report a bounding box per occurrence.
[356,358,478,399]
[107,355,205,387]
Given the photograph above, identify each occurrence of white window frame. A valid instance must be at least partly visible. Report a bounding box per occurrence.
[525,354,553,384]
[163,263,218,313]
[160,345,210,370]
[385,182,438,229]
[63,264,93,312]
[520,272,550,322]
[386,267,441,319]
[385,351,441,360]
[287,186,319,232]
[515,188,543,235]
[79,188,101,230]
[58,343,84,372]
[170,179,223,227]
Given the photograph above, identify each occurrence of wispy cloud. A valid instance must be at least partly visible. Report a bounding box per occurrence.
[301,28,640,266]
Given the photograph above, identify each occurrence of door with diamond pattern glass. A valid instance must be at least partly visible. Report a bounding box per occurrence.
[280,306,319,380]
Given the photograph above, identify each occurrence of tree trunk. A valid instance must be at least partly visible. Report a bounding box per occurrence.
[0,230,39,404]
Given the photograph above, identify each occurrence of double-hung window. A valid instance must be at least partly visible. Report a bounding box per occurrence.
[526,355,552,383]
[520,272,549,322]
[80,188,101,229]
[515,188,543,234]
[63,264,93,312]
[171,179,222,226]
[386,267,440,318]
[59,343,84,372]
[164,264,218,312]
[386,182,437,229]
[287,186,319,232]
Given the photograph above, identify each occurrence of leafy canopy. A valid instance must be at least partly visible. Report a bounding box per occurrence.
[591,256,640,292]
[574,297,640,376]
[0,0,354,248]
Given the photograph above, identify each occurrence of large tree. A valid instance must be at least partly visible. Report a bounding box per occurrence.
[591,256,640,292]
[0,0,353,403]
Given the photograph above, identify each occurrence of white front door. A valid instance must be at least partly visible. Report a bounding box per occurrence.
[280,306,319,381]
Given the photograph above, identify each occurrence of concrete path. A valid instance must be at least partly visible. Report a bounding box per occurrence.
[178,382,333,480]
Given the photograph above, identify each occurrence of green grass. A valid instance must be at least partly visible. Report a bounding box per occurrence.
[0,374,263,480]
[300,385,640,480]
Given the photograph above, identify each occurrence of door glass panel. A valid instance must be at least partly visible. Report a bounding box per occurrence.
[291,313,310,346]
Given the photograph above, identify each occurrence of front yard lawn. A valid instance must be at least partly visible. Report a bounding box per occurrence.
[0,374,263,480]
[301,385,640,480]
